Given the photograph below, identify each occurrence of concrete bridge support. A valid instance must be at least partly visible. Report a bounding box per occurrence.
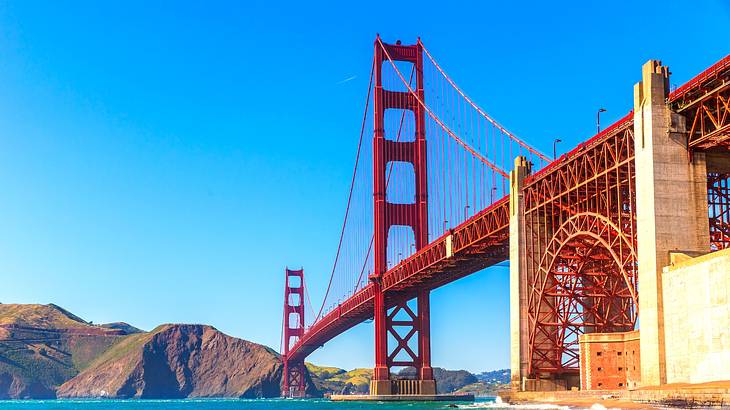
[633,60,710,386]
[509,156,531,390]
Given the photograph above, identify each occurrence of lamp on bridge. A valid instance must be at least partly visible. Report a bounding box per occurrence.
[597,108,607,133]
[553,138,562,160]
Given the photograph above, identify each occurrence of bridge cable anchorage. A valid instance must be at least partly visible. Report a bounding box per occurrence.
[377,37,509,179]
[420,43,551,165]
[314,57,375,323]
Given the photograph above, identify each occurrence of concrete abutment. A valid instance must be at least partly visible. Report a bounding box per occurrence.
[633,60,711,387]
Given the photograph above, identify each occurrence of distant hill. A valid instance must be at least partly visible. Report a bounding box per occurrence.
[455,369,510,397]
[99,322,143,334]
[0,303,316,399]
[397,367,477,394]
[308,365,484,395]
[476,368,510,384]
[0,303,94,329]
[58,324,295,398]
[306,364,369,394]
[0,303,128,399]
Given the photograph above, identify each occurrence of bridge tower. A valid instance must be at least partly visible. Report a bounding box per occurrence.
[282,268,307,397]
[369,36,435,396]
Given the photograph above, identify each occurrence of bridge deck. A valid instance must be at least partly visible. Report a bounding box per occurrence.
[288,197,510,362]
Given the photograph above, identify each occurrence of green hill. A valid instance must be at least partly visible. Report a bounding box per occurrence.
[0,304,130,399]
[306,365,483,395]
[306,365,371,394]
[0,303,92,329]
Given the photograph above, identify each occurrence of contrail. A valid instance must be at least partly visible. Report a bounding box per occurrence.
[336,75,357,85]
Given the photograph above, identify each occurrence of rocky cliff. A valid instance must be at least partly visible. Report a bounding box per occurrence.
[58,324,284,399]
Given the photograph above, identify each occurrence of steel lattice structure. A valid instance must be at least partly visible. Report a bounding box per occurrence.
[708,173,730,250]
[521,116,638,376]
[671,55,730,149]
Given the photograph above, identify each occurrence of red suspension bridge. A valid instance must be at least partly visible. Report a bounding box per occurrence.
[281,36,730,397]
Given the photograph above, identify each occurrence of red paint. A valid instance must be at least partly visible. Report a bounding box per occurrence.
[282,268,306,397]
[371,36,432,382]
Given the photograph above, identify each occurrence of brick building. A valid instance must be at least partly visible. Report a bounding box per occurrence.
[579,330,641,390]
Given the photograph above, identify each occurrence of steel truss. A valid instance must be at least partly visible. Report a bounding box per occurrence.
[671,55,730,149]
[521,117,638,377]
[708,173,730,250]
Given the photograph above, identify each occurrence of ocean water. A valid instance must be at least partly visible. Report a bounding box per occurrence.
[0,398,580,410]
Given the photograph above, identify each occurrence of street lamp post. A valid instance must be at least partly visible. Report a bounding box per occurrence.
[597,108,607,133]
[553,138,562,160]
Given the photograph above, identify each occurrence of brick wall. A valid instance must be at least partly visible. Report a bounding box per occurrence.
[579,330,640,390]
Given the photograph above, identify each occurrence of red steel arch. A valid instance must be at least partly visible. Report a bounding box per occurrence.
[528,212,637,374]
[522,117,638,377]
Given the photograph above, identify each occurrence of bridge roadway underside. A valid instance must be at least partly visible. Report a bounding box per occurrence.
[287,197,511,363]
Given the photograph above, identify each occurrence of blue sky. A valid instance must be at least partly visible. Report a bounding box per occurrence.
[0,1,728,373]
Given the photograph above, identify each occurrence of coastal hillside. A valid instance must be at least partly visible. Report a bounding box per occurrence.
[307,364,371,394]
[0,303,317,399]
[57,324,291,399]
[456,369,511,396]
[0,304,132,399]
[397,367,478,394]
[308,364,492,395]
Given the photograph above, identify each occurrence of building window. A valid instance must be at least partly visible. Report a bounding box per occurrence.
[617,351,622,356]
[618,367,623,371]
[619,383,624,387]
[597,352,602,356]
[597,367,602,371]
[598,382,603,387]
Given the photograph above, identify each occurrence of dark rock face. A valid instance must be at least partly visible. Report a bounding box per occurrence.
[0,373,55,400]
[58,324,284,399]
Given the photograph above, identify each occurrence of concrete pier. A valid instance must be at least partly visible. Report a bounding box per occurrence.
[633,60,711,387]
[509,156,531,391]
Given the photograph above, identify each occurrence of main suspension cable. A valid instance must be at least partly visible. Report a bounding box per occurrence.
[421,42,550,163]
[377,38,509,178]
